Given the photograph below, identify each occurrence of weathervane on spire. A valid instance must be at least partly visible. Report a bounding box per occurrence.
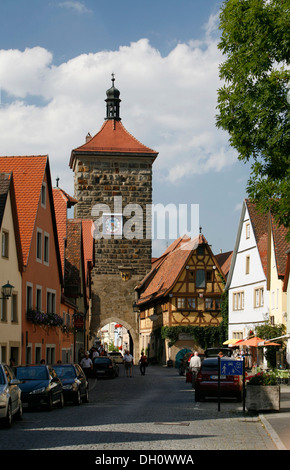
[111,72,115,86]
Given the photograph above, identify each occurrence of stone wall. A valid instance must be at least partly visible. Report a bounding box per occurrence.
[73,153,154,357]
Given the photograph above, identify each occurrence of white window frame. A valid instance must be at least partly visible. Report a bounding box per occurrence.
[36,228,42,262]
[44,232,50,265]
[46,289,56,314]
[1,230,9,258]
[41,182,46,208]
[233,291,244,311]
[26,283,33,311]
[254,287,264,308]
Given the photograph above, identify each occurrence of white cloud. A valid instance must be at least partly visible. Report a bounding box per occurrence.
[0,25,236,195]
[58,1,92,14]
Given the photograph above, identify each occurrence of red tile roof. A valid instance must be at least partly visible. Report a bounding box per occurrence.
[0,156,47,266]
[215,251,233,278]
[246,200,269,277]
[270,215,290,278]
[246,200,290,279]
[53,187,78,274]
[70,119,158,168]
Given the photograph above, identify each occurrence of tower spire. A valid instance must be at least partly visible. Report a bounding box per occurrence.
[105,73,121,121]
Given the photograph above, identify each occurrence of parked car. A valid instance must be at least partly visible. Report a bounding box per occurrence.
[92,356,119,378]
[204,348,232,358]
[195,357,243,402]
[107,351,124,364]
[53,363,89,405]
[0,364,23,428]
[15,365,64,410]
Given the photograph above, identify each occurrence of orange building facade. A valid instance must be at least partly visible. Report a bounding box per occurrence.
[0,156,63,364]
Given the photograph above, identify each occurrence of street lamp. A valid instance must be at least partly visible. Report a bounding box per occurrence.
[0,281,14,299]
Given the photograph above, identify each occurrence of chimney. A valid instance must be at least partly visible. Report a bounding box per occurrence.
[86,132,92,143]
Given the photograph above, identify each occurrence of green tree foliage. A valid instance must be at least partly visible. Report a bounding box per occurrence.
[255,321,286,368]
[216,0,290,236]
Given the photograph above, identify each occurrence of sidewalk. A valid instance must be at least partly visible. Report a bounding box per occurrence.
[259,385,290,450]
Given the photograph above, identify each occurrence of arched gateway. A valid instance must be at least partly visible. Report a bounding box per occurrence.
[69,76,158,360]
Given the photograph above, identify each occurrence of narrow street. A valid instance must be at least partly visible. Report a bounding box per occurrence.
[0,364,277,453]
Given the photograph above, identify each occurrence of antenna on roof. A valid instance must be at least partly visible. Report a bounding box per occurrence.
[56,176,59,188]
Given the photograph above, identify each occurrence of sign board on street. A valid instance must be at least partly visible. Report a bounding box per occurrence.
[220,359,243,376]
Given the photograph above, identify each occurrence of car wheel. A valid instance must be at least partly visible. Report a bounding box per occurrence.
[2,402,12,428]
[58,392,64,408]
[74,389,81,405]
[82,388,89,403]
[46,394,53,411]
[15,401,23,421]
[236,392,242,402]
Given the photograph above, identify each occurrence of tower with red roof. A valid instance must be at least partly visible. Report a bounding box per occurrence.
[69,76,158,355]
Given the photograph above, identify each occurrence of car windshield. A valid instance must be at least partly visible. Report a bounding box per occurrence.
[201,359,218,371]
[53,365,76,378]
[16,366,49,380]
[93,358,110,364]
[0,368,5,384]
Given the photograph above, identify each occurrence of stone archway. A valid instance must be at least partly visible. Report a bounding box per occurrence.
[95,315,139,361]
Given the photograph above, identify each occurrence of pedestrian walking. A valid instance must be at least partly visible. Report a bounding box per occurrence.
[80,351,93,379]
[189,351,201,389]
[139,351,148,376]
[123,350,134,377]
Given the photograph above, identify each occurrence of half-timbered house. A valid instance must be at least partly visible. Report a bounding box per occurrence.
[135,234,227,365]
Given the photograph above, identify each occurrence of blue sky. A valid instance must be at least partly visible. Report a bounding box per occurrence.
[0,0,251,257]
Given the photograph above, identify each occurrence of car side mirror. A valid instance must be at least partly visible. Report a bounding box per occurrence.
[10,378,21,385]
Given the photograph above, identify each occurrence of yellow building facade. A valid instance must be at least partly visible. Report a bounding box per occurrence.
[136,235,226,364]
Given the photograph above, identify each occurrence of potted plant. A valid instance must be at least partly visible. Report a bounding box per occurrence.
[246,371,280,411]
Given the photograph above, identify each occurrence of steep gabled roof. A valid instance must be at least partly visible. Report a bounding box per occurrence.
[69,119,158,169]
[283,250,290,292]
[215,251,233,278]
[0,172,23,271]
[246,200,269,277]
[270,215,290,279]
[0,156,62,282]
[0,172,12,228]
[53,187,78,275]
[0,156,47,266]
[225,199,268,289]
[136,233,218,306]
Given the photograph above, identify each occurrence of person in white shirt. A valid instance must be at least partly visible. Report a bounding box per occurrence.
[123,350,134,377]
[189,351,201,389]
[80,351,93,379]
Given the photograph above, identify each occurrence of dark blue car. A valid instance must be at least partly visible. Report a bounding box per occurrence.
[15,365,64,410]
[53,363,89,405]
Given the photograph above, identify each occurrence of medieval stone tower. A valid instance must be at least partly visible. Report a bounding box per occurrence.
[69,76,158,356]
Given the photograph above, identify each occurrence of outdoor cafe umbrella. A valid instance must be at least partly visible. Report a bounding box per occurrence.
[237,336,280,347]
[223,339,241,345]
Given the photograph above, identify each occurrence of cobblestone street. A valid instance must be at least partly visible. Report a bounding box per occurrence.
[0,364,278,453]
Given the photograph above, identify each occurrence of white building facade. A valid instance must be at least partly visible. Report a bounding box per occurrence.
[226,200,269,344]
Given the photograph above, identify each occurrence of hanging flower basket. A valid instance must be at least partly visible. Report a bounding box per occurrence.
[26,309,63,327]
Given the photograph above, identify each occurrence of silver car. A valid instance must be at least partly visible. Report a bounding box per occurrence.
[107,352,124,364]
[0,364,23,427]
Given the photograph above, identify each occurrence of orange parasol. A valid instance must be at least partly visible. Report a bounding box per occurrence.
[237,336,280,347]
